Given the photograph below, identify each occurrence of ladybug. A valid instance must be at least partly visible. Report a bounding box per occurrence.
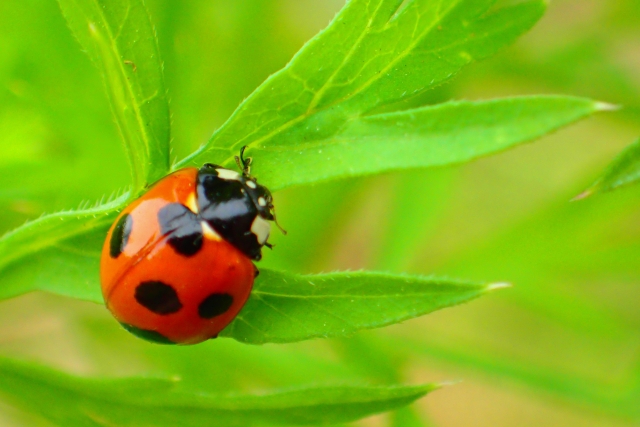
[100,147,284,345]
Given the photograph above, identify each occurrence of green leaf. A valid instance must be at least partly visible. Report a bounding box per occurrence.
[176,0,547,173]
[0,196,126,302]
[253,96,610,190]
[0,356,438,427]
[576,137,640,199]
[57,0,170,189]
[222,268,501,344]
[187,95,607,191]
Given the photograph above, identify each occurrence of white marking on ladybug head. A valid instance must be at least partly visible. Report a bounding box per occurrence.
[246,180,257,189]
[185,193,199,214]
[202,221,221,241]
[250,215,271,245]
[258,197,267,207]
[216,168,242,181]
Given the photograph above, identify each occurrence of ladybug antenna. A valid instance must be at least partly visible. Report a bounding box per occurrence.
[235,145,252,177]
[271,206,287,235]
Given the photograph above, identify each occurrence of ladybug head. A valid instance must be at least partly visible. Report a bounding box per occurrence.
[234,146,287,235]
[244,178,286,235]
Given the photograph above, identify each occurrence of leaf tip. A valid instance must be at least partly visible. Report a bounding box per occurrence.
[594,102,621,112]
[438,379,463,388]
[570,189,594,201]
[484,282,511,292]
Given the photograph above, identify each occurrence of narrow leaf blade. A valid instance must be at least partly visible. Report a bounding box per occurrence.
[57,0,170,188]
[222,268,498,344]
[577,136,640,199]
[0,356,438,427]
[252,96,608,190]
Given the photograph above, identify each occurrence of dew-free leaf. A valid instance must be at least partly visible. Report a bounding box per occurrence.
[577,137,640,199]
[57,0,170,189]
[222,268,501,344]
[177,0,547,175]
[0,356,438,427]
[0,196,126,302]
[185,92,608,191]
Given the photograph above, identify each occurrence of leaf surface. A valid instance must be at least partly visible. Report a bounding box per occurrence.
[187,95,607,191]
[222,269,499,344]
[578,137,640,198]
[57,0,170,189]
[0,356,437,427]
[177,0,547,173]
[0,196,126,302]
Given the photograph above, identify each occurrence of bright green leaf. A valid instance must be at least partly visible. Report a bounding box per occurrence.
[577,137,640,199]
[0,196,126,302]
[176,0,547,172]
[188,95,608,191]
[0,356,438,427]
[222,268,502,344]
[254,96,610,190]
[57,0,170,189]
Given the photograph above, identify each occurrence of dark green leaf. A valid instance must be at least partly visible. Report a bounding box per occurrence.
[0,356,438,427]
[176,0,547,173]
[222,268,502,344]
[57,0,170,189]
[576,137,640,199]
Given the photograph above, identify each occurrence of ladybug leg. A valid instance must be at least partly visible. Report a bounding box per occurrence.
[264,242,274,250]
[235,145,252,176]
[253,264,260,278]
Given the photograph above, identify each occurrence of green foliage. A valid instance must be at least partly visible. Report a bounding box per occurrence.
[0,0,635,426]
[0,195,124,302]
[58,0,170,189]
[231,96,607,191]
[578,137,640,198]
[177,0,548,188]
[0,355,437,427]
[223,269,496,344]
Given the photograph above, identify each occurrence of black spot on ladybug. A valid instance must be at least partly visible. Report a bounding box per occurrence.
[158,203,203,256]
[135,281,183,315]
[198,293,234,319]
[110,213,132,258]
[120,322,175,345]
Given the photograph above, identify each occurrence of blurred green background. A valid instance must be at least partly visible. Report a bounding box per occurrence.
[1,0,640,426]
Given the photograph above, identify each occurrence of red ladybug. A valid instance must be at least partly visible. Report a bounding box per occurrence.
[100,149,283,345]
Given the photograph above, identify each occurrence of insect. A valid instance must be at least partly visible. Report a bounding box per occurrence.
[100,148,284,345]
